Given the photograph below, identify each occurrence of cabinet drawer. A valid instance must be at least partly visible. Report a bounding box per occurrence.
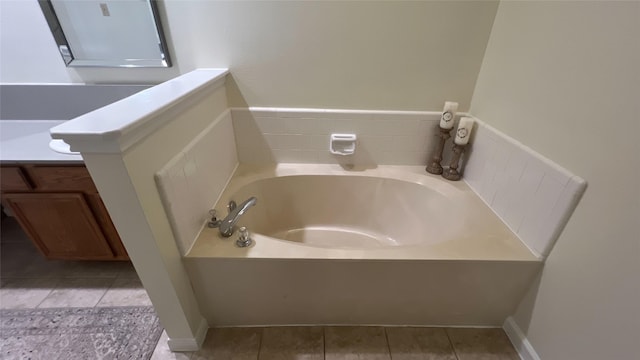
[0,167,32,191]
[27,166,97,192]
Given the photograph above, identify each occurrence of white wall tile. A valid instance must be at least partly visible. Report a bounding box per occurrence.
[277,108,325,119]
[517,173,566,256]
[155,110,238,254]
[272,149,319,163]
[322,109,374,120]
[464,118,587,258]
[393,135,428,153]
[231,108,444,166]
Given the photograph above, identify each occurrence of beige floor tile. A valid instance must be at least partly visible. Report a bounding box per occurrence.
[192,327,262,360]
[0,242,63,279]
[259,326,324,360]
[447,328,520,360]
[1,216,25,238]
[117,262,140,278]
[96,276,152,307]
[62,261,130,278]
[386,327,457,360]
[17,258,75,278]
[37,277,114,308]
[324,326,391,360]
[0,278,57,309]
[150,331,194,360]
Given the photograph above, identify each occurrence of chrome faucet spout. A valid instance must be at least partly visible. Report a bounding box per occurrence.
[219,197,257,237]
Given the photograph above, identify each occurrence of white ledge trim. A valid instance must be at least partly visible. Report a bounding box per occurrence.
[503,317,541,360]
[50,68,229,154]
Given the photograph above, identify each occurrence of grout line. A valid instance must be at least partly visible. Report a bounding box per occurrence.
[384,327,394,359]
[256,327,264,360]
[323,326,326,360]
[445,328,461,360]
[322,326,327,360]
[34,278,60,309]
[93,276,117,308]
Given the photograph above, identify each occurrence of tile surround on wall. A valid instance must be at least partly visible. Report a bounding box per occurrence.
[155,106,584,259]
[155,110,238,255]
[463,118,587,258]
[230,107,585,258]
[231,107,456,166]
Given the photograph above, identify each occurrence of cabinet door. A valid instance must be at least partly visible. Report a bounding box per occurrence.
[85,193,129,260]
[2,193,116,260]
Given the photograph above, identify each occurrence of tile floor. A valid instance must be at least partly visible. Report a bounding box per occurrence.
[152,326,520,360]
[1,217,521,360]
[0,217,151,310]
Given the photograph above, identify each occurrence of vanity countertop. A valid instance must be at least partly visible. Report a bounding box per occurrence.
[0,120,83,163]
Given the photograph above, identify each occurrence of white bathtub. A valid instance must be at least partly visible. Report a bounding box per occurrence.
[185,164,541,326]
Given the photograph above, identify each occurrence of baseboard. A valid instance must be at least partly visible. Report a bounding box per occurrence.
[167,318,209,352]
[194,318,209,348]
[503,317,541,360]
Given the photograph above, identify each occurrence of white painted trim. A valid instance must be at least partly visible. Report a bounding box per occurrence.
[195,318,209,349]
[167,318,209,352]
[166,338,199,352]
[503,317,541,360]
[51,68,228,153]
[231,106,445,117]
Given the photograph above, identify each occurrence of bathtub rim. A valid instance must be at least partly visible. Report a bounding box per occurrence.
[185,163,540,262]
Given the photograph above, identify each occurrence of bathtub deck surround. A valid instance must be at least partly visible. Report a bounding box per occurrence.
[229,106,585,258]
[187,163,535,261]
[180,163,541,327]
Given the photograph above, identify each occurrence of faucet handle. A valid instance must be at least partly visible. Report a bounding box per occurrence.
[207,209,221,228]
[228,200,237,213]
[236,226,252,247]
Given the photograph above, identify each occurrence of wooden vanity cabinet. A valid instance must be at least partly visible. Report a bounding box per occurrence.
[0,164,129,261]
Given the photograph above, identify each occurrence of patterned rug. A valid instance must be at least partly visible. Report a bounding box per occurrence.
[0,306,163,360]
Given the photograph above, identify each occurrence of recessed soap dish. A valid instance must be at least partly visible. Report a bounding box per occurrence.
[329,133,357,155]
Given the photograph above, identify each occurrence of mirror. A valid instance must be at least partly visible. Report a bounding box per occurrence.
[38,0,171,68]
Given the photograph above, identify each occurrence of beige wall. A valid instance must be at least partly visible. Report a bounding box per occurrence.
[470,1,639,359]
[1,1,498,111]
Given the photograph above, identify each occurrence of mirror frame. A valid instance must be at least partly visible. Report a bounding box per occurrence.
[38,0,172,68]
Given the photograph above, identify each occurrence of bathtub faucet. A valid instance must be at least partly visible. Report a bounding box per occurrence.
[219,197,257,237]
